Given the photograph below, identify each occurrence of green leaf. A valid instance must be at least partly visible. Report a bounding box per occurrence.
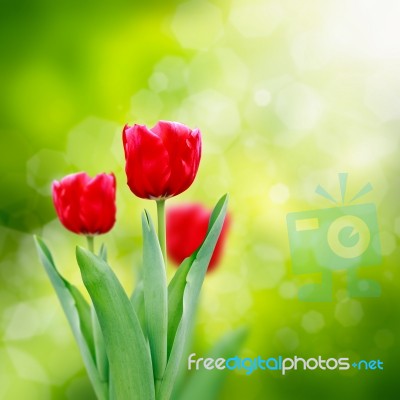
[34,236,108,400]
[91,244,110,385]
[178,327,248,400]
[99,243,108,261]
[142,210,168,388]
[166,193,229,358]
[130,280,147,337]
[158,194,229,400]
[67,284,95,357]
[91,306,109,384]
[76,246,155,400]
[167,257,192,357]
[207,194,227,234]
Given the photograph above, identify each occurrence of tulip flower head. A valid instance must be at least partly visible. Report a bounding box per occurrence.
[167,203,231,272]
[52,172,116,235]
[123,121,201,200]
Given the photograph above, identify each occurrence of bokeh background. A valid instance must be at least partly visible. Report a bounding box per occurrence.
[1,0,399,398]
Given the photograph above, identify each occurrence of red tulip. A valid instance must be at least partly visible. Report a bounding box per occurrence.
[52,172,116,235]
[123,121,201,199]
[166,203,230,272]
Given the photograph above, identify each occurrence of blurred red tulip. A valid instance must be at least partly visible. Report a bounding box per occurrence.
[52,172,116,235]
[123,121,201,199]
[166,203,230,272]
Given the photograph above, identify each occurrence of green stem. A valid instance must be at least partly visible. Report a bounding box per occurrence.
[156,199,167,267]
[86,236,94,253]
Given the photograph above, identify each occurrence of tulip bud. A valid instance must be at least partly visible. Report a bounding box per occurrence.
[166,203,231,272]
[52,172,116,235]
[123,121,201,199]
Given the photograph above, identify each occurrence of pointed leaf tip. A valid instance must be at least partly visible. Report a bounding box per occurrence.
[76,245,93,265]
[76,245,85,258]
[142,209,151,229]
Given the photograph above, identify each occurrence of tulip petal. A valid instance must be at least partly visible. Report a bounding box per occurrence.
[167,204,209,265]
[173,128,202,194]
[52,172,90,234]
[123,125,171,199]
[52,172,116,235]
[80,173,116,234]
[153,121,202,196]
[166,203,230,271]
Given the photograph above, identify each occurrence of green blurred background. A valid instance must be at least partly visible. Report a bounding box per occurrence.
[1,0,399,398]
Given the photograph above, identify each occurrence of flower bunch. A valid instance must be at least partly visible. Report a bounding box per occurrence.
[35,120,232,400]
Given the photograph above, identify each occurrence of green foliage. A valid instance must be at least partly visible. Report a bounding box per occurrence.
[35,194,230,400]
[34,237,108,400]
[130,280,147,337]
[141,210,168,388]
[158,194,228,400]
[76,246,155,400]
[92,245,110,385]
[167,257,192,357]
[7,3,399,399]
